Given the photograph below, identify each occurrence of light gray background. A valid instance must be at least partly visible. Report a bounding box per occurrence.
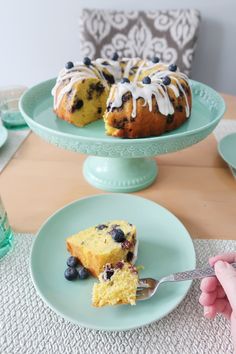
[0,0,235,94]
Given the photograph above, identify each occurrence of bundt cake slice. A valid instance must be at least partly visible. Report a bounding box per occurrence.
[92,261,139,307]
[52,58,121,127]
[53,77,109,127]
[66,220,137,278]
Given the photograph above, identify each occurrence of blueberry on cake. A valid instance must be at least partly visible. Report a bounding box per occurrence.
[66,220,137,278]
[52,55,192,138]
[92,261,139,307]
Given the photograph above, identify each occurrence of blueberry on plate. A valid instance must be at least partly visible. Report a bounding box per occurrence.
[65,61,74,70]
[64,267,78,281]
[67,256,79,268]
[112,52,119,61]
[121,77,130,84]
[83,57,91,66]
[142,76,151,84]
[168,64,177,72]
[152,56,160,63]
[78,267,90,279]
[162,76,171,85]
[110,228,126,243]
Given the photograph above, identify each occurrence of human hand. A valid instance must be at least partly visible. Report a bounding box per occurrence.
[199,253,236,351]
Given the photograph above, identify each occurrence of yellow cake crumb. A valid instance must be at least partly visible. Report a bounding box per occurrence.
[92,262,138,307]
[54,78,109,127]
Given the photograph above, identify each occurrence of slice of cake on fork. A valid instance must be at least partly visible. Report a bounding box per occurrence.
[92,261,139,307]
[66,220,137,278]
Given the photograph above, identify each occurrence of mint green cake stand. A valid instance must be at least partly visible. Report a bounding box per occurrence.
[19,79,225,192]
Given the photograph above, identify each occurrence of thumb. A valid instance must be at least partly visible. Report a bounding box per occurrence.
[215,260,236,311]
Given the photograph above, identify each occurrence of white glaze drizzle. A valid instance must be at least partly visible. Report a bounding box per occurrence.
[95,58,121,82]
[123,58,140,78]
[52,59,191,118]
[172,77,190,117]
[108,64,191,119]
[52,58,123,109]
[52,63,99,109]
[133,60,146,83]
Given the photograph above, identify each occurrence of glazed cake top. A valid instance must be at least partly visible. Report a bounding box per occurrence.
[52,56,191,118]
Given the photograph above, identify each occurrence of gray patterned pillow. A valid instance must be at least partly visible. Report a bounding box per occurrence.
[79,9,201,76]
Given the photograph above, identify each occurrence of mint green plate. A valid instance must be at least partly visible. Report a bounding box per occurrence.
[30,194,196,331]
[218,132,236,169]
[0,125,8,148]
[19,79,225,192]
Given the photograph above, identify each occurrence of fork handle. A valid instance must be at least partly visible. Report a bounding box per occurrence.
[165,262,236,282]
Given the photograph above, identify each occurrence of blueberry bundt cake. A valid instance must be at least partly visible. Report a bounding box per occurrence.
[92,261,139,307]
[66,220,137,278]
[52,55,192,138]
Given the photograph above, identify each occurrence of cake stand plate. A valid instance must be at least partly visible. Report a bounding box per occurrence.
[19,79,225,192]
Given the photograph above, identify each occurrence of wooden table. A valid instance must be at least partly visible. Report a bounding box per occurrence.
[0,94,235,239]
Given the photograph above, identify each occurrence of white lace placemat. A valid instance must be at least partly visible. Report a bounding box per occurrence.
[214,119,236,178]
[0,128,30,173]
[0,234,235,354]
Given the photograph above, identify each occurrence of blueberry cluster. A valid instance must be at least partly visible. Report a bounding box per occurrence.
[64,256,90,281]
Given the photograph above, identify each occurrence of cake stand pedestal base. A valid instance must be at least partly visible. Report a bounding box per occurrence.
[83,156,158,192]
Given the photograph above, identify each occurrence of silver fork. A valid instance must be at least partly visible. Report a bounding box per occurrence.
[136,262,236,301]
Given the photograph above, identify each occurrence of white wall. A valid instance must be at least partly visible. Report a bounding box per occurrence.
[0,0,235,94]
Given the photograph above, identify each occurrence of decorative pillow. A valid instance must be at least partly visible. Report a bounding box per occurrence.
[79,9,201,76]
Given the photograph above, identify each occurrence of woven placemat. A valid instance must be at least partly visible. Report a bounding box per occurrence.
[0,234,235,354]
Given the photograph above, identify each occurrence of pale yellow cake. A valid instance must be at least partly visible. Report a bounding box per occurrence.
[92,261,138,307]
[66,220,136,277]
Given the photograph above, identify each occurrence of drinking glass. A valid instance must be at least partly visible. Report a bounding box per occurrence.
[0,86,28,129]
[0,196,14,258]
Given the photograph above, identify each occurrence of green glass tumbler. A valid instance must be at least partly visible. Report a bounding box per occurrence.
[0,86,28,129]
[0,197,14,258]
[0,98,28,129]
